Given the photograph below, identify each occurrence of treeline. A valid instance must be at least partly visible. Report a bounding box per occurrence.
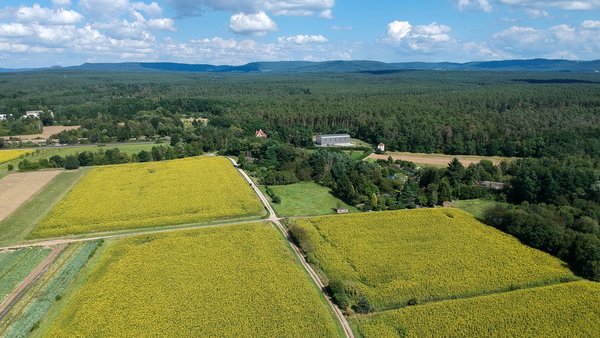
[0,117,42,137]
[505,157,599,206]
[17,145,185,171]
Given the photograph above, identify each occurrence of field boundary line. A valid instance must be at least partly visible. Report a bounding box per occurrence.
[0,217,267,251]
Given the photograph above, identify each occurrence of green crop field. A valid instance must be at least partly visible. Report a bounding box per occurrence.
[43,223,341,337]
[31,157,264,238]
[452,199,497,219]
[0,170,87,246]
[356,281,600,338]
[0,247,51,303]
[292,209,577,311]
[1,242,100,336]
[262,182,357,217]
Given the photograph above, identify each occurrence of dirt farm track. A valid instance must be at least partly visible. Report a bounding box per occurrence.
[0,171,61,222]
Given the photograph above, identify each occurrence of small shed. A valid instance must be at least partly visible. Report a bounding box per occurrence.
[336,208,349,214]
[377,143,385,152]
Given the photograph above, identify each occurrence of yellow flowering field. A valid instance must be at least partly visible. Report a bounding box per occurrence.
[293,208,576,310]
[357,281,600,338]
[43,223,342,337]
[0,149,32,164]
[31,157,264,237]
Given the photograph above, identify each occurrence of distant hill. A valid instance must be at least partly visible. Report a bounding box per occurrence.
[0,59,598,73]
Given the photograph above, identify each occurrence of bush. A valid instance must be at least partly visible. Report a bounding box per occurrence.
[262,170,299,185]
[266,186,281,204]
[353,296,373,314]
[327,279,351,311]
[288,224,314,254]
[64,155,80,170]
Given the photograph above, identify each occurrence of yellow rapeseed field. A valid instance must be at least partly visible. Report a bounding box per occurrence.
[44,223,342,337]
[31,157,264,237]
[357,281,600,338]
[0,149,32,164]
[294,208,576,310]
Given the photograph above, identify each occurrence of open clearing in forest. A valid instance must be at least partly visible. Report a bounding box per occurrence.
[367,152,514,167]
[4,126,80,141]
[355,281,600,338]
[0,171,61,222]
[292,208,576,311]
[44,223,342,337]
[261,182,357,217]
[31,157,264,238]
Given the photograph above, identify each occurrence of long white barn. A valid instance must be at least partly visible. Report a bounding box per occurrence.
[316,134,351,146]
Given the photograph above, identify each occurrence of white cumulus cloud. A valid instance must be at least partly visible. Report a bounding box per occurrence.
[277,34,327,44]
[167,0,335,18]
[131,2,163,17]
[16,4,83,25]
[147,18,175,31]
[386,21,412,42]
[493,20,600,59]
[456,0,600,16]
[385,21,456,54]
[79,0,130,19]
[457,0,493,12]
[229,11,277,35]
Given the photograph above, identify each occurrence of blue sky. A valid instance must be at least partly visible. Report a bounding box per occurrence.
[0,0,599,67]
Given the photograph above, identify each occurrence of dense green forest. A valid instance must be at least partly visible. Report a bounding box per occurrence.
[1,70,599,158]
[2,69,599,280]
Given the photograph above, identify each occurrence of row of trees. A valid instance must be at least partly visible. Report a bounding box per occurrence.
[17,145,180,171]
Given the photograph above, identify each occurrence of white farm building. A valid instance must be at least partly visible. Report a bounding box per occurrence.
[316,134,351,146]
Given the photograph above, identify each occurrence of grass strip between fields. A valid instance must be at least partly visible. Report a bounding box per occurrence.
[0,169,87,247]
[0,248,51,304]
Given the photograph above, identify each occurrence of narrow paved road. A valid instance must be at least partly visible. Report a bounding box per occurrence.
[229,158,355,338]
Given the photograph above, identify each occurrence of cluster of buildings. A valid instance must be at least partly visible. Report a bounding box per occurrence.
[0,110,54,121]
